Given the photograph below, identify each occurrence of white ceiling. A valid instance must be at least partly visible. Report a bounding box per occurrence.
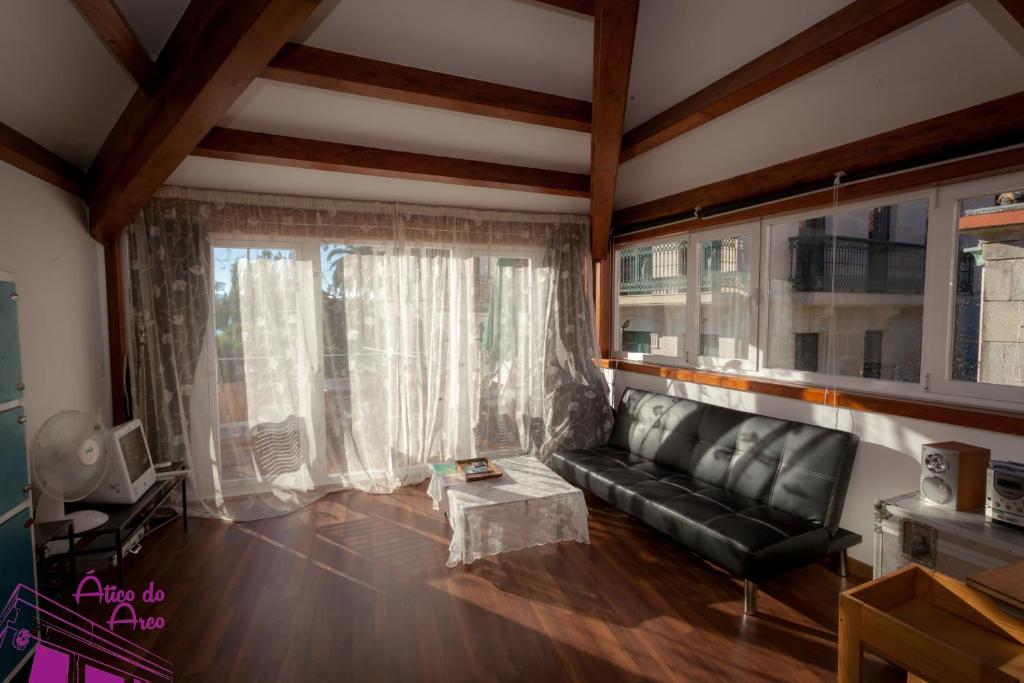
[0,0,135,170]
[170,0,595,211]
[4,0,1024,214]
[167,156,590,213]
[113,0,188,59]
[301,0,594,100]
[625,0,850,130]
[223,80,590,172]
[615,0,1024,209]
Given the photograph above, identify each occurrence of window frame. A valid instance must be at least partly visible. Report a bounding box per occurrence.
[612,231,693,367]
[610,175,1024,412]
[926,170,1024,405]
[207,233,550,494]
[754,189,935,397]
[207,235,309,497]
[692,221,760,371]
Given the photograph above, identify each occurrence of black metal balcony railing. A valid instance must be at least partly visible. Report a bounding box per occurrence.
[788,234,926,294]
[619,242,687,295]
[700,237,751,292]
[619,239,756,295]
[956,251,975,294]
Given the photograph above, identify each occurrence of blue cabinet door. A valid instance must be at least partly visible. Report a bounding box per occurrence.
[0,282,23,405]
[0,509,36,682]
[0,408,28,514]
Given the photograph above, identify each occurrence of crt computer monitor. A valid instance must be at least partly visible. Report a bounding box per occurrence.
[83,419,157,505]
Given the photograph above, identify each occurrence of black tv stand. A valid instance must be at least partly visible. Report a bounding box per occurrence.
[59,463,189,587]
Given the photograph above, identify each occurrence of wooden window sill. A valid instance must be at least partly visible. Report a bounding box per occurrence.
[597,358,1024,437]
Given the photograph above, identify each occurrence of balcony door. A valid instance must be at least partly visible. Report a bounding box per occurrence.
[211,241,321,494]
[210,236,550,500]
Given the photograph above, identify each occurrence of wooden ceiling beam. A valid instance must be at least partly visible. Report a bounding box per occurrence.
[194,127,591,197]
[533,1,595,17]
[614,90,1024,231]
[620,0,957,162]
[590,0,639,260]
[264,44,592,132]
[86,0,323,243]
[999,0,1024,25]
[615,147,1024,245]
[0,122,85,197]
[70,0,158,91]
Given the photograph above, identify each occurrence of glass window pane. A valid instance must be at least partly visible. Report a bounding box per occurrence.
[766,198,928,382]
[698,234,752,361]
[212,245,298,484]
[953,188,1024,387]
[320,244,539,462]
[617,239,687,358]
[473,255,536,454]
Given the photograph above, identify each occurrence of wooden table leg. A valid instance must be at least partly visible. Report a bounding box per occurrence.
[838,594,862,683]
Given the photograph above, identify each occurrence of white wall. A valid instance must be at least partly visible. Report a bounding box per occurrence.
[604,367,1024,566]
[0,163,110,444]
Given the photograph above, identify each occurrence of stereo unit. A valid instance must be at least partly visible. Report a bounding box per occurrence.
[920,441,990,511]
[986,460,1024,531]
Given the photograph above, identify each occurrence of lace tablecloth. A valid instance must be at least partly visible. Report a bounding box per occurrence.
[427,455,590,567]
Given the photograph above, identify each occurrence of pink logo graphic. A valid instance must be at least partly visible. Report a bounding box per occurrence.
[0,583,173,682]
[74,571,167,633]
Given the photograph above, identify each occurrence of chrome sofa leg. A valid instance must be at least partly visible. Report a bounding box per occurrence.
[837,549,849,578]
[743,580,758,616]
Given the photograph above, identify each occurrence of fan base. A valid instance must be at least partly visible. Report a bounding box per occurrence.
[67,509,108,533]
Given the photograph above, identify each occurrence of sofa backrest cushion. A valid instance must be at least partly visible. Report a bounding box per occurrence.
[609,388,858,531]
[608,390,704,464]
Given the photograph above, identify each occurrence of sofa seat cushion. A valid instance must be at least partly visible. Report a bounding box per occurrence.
[645,495,830,580]
[551,445,678,501]
[550,446,831,580]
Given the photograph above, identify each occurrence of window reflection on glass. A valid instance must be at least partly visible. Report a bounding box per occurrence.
[953,189,1024,388]
[616,238,687,357]
[766,198,928,382]
[697,234,752,362]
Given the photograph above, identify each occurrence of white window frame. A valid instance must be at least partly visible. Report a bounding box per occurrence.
[612,230,693,367]
[610,173,1024,413]
[755,189,936,399]
[692,221,760,372]
[926,170,1024,405]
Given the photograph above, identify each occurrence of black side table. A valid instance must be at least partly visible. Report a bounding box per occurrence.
[34,519,75,591]
[62,467,189,587]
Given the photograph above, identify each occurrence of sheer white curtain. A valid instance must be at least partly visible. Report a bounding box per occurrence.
[129,188,611,521]
[236,256,318,491]
[333,241,480,491]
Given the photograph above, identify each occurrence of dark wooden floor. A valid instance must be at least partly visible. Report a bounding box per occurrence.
[89,485,902,682]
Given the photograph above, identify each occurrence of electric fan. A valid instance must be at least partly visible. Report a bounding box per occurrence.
[30,410,111,536]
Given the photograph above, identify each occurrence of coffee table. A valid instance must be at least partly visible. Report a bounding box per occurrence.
[427,454,589,567]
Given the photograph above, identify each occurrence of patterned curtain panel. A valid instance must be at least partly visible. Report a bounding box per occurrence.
[539,224,614,459]
[126,196,211,470]
[128,187,610,521]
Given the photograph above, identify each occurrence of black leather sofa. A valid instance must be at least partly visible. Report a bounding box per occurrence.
[550,388,861,615]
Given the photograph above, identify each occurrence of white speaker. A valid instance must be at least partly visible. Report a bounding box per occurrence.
[920,441,990,511]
